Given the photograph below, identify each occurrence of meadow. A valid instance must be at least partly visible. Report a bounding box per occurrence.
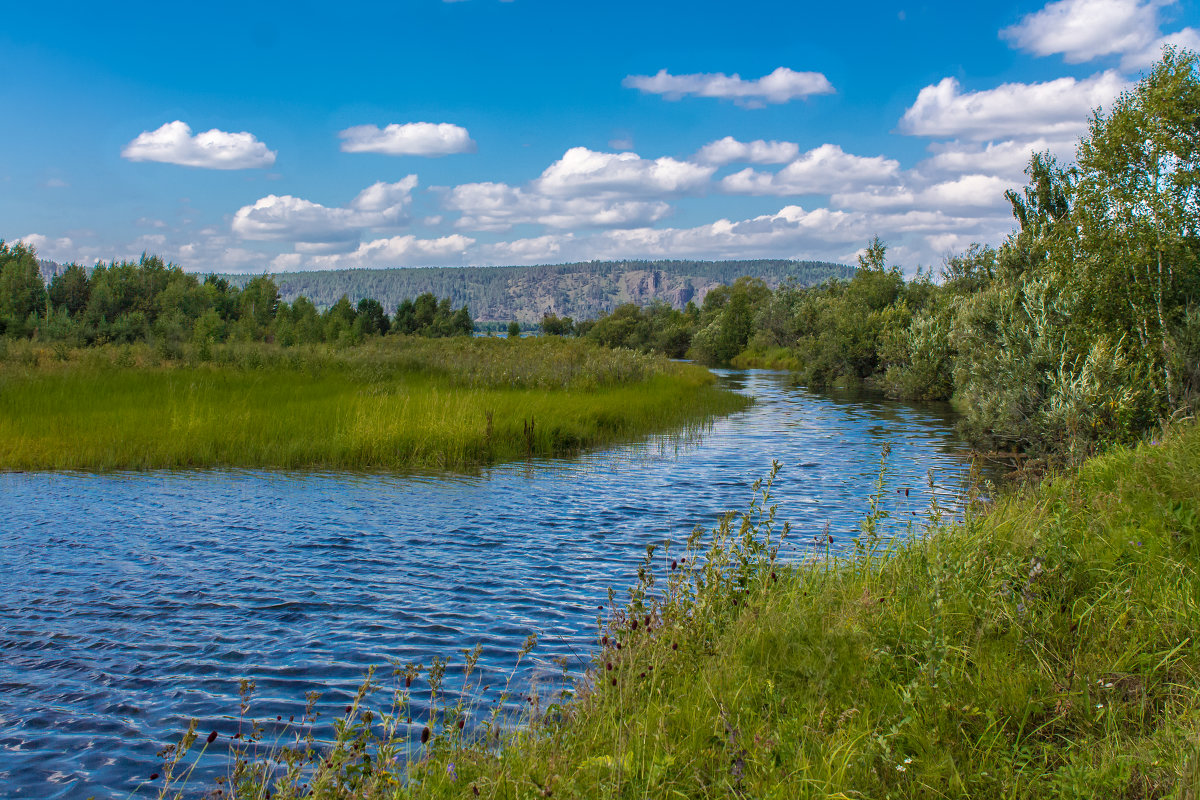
[157,418,1200,799]
[0,336,749,471]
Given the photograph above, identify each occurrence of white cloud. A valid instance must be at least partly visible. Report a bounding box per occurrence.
[1002,0,1167,62]
[121,121,276,169]
[1121,27,1200,69]
[446,181,671,231]
[16,233,74,257]
[919,137,1078,179]
[480,234,571,263]
[719,144,900,195]
[305,234,475,269]
[898,71,1128,140]
[833,175,1017,214]
[623,67,834,106]
[232,176,418,243]
[694,136,800,165]
[533,147,715,197]
[338,122,476,156]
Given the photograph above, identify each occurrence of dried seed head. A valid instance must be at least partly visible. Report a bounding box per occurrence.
[405,675,412,688]
[150,773,160,781]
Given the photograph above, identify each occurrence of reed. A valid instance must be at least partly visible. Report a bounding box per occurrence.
[0,337,749,471]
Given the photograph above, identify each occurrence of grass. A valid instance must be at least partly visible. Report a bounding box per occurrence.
[162,418,1200,799]
[0,337,750,471]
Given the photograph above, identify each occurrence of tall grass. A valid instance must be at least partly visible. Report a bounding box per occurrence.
[0,337,749,471]
[163,420,1200,798]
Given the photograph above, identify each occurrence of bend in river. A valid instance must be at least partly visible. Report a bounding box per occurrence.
[0,369,988,798]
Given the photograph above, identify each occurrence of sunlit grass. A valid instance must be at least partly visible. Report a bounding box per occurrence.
[167,420,1200,799]
[0,337,749,471]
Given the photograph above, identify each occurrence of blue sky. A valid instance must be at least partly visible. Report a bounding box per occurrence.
[4,0,1198,272]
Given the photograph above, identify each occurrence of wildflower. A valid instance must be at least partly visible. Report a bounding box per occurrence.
[644,615,650,627]
[457,718,465,730]
[448,762,458,782]
[672,642,678,650]
[473,786,480,797]
[904,757,912,764]
[611,678,617,686]
[606,662,613,671]
[150,773,160,780]
[421,726,431,744]
[207,731,218,745]
[1096,703,1104,709]
[345,705,352,714]
[671,560,678,570]
[896,764,906,772]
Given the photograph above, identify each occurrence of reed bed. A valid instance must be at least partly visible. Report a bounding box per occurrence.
[0,337,749,471]
[155,420,1200,799]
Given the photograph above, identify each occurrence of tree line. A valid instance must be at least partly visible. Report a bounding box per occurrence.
[579,50,1200,462]
[0,248,473,349]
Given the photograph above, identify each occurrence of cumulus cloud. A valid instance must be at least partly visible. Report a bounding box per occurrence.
[719,144,900,195]
[232,176,418,243]
[304,234,475,269]
[833,175,1019,212]
[623,67,834,106]
[898,71,1128,140]
[533,147,714,197]
[445,181,670,231]
[694,136,800,165]
[338,122,476,156]
[16,233,74,257]
[919,137,1078,179]
[1001,0,1167,63]
[122,121,276,169]
[1121,27,1200,69]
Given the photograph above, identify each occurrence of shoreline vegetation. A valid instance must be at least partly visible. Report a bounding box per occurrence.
[0,337,749,472]
[151,422,1200,798]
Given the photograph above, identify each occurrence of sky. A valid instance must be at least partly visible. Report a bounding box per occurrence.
[3,0,1198,274]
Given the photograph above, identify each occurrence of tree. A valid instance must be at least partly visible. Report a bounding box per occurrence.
[0,241,48,336]
[1073,46,1200,407]
[507,321,521,338]
[48,264,91,317]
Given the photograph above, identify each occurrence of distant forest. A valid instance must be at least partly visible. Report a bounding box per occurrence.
[217,259,853,323]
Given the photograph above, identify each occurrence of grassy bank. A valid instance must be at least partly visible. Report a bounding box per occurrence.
[187,420,1200,799]
[0,337,749,471]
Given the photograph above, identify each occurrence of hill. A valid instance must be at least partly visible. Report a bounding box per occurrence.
[221,259,853,323]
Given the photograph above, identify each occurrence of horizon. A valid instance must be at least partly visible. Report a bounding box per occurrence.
[5,0,1198,274]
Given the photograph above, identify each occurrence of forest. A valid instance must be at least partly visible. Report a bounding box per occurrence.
[581,50,1200,465]
[0,249,473,349]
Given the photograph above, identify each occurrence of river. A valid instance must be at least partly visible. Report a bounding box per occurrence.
[0,369,986,798]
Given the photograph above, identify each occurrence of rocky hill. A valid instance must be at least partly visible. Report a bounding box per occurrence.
[223,259,853,323]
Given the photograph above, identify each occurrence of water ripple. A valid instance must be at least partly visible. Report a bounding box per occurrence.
[0,371,982,798]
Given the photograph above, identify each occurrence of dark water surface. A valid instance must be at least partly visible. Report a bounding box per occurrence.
[0,370,984,798]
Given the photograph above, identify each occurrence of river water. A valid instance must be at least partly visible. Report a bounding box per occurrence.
[0,370,984,798]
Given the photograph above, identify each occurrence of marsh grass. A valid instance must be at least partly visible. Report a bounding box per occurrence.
[153,420,1200,798]
[0,337,749,471]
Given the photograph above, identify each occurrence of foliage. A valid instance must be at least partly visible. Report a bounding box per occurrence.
[0,253,477,348]
[582,51,1200,463]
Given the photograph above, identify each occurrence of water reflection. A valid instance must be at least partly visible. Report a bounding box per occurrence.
[0,370,981,798]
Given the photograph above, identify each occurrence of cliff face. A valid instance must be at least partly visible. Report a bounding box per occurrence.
[224,259,853,323]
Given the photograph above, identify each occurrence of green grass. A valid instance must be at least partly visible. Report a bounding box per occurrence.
[177,419,1200,799]
[0,337,749,471]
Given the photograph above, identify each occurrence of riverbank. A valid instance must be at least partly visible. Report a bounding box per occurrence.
[216,418,1198,798]
[0,338,749,471]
